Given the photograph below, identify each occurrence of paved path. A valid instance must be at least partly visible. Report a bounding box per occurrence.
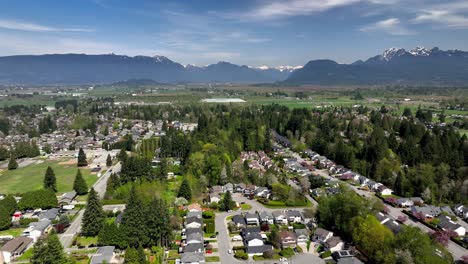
[59,162,122,247]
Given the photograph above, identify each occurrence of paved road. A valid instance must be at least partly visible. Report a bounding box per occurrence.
[214,193,323,264]
[59,162,122,247]
[311,168,468,260]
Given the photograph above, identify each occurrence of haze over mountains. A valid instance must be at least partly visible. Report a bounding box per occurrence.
[0,47,467,86]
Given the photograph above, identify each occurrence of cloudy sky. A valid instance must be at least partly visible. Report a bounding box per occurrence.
[0,0,467,66]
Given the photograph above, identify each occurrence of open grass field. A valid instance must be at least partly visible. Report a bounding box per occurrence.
[0,159,97,194]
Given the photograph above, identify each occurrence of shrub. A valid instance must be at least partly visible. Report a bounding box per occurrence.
[19,218,38,226]
[263,250,276,259]
[280,248,294,258]
[234,250,248,260]
[203,211,215,219]
[320,250,332,259]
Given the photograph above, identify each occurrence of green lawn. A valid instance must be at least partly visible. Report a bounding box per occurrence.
[241,204,252,210]
[76,236,98,247]
[0,160,97,194]
[205,256,220,262]
[16,247,33,261]
[0,228,24,237]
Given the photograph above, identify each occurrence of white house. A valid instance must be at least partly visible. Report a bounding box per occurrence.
[245,213,260,226]
[272,210,288,225]
[377,186,393,196]
[244,233,264,247]
[209,194,221,203]
[22,219,51,242]
[326,237,344,252]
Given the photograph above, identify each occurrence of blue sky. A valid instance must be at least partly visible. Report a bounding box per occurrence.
[0,0,467,66]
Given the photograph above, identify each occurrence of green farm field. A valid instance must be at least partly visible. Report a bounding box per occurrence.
[0,160,97,194]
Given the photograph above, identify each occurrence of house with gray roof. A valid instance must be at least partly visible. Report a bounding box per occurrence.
[180,252,205,264]
[90,246,116,264]
[184,242,204,253]
[39,208,60,221]
[1,237,33,263]
[259,211,274,224]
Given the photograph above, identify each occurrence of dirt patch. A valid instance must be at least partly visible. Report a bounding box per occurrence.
[59,159,77,165]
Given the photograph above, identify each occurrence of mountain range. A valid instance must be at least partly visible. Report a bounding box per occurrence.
[0,47,467,85]
[0,54,293,85]
[285,47,468,86]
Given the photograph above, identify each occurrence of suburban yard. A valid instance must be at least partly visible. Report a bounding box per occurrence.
[0,159,97,194]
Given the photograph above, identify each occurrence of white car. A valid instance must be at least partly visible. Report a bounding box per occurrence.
[228,250,232,254]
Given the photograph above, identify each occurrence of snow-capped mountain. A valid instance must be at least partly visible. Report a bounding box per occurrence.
[253,65,302,72]
[286,47,468,85]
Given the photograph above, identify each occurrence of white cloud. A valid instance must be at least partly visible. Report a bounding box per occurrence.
[0,19,94,32]
[413,10,468,28]
[236,0,362,20]
[360,18,413,35]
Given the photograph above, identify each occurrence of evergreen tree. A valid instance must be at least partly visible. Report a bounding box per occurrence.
[124,247,139,264]
[177,178,192,201]
[8,156,18,170]
[121,186,149,247]
[220,191,234,211]
[31,232,67,264]
[118,148,128,162]
[0,206,11,230]
[73,170,88,195]
[106,154,113,166]
[43,166,57,192]
[98,223,128,249]
[138,244,147,264]
[82,188,105,236]
[146,198,171,247]
[77,148,88,167]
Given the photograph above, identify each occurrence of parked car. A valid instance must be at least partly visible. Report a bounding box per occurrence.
[228,250,232,254]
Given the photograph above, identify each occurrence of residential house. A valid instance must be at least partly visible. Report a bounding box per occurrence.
[209,193,221,204]
[187,203,202,212]
[182,227,203,240]
[313,228,333,243]
[454,205,468,219]
[366,181,381,191]
[39,208,60,221]
[376,185,393,196]
[90,246,117,264]
[186,233,203,245]
[210,186,223,194]
[286,210,303,224]
[245,212,260,226]
[337,258,365,264]
[246,245,273,256]
[180,252,205,264]
[272,210,288,225]
[244,232,264,247]
[279,230,297,248]
[295,229,309,244]
[59,191,77,205]
[259,211,274,225]
[235,183,246,193]
[22,219,51,242]
[184,242,204,253]
[1,237,33,263]
[254,187,269,198]
[310,188,325,197]
[411,206,441,219]
[325,236,344,252]
[185,217,203,229]
[186,211,202,219]
[232,215,247,228]
[438,215,466,236]
[383,220,402,234]
[223,183,234,193]
[358,176,369,186]
[395,197,424,208]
